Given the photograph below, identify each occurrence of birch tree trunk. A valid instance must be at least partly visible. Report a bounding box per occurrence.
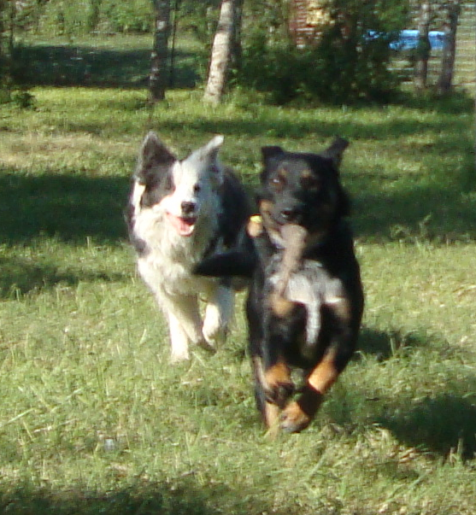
[414,0,432,91]
[149,0,171,103]
[0,1,5,84]
[203,0,236,105]
[0,0,13,92]
[231,0,243,75]
[437,0,461,95]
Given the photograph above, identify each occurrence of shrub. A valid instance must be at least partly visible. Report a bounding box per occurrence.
[238,0,410,104]
[37,0,153,36]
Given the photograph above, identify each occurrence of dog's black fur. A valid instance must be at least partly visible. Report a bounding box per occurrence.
[195,139,364,433]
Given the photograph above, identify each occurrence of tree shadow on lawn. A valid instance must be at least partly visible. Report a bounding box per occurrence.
[0,479,293,515]
[15,44,201,89]
[380,393,476,460]
[356,326,433,362]
[353,328,476,460]
[0,256,127,299]
[0,170,129,246]
[349,156,476,243]
[145,108,471,143]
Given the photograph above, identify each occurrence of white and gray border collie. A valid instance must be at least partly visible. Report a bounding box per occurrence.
[127,132,250,362]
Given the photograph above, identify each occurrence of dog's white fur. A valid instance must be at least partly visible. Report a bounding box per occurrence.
[130,134,236,361]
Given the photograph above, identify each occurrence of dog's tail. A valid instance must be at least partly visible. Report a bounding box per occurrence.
[193,250,256,279]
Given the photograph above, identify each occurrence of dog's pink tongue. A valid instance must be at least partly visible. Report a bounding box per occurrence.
[167,213,196,236]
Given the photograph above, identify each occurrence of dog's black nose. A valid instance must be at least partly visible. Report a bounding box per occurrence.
[181,201,196,215]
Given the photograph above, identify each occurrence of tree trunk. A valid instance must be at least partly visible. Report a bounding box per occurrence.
[0,1,4,82]
[149,0,171,103]
[203,0,236,105]
[414,0,432,91]
[231,0,243,75]
[0,0,13,90]
[437,0,461,95]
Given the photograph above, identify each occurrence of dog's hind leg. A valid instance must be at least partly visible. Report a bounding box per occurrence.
[202,284,234,347]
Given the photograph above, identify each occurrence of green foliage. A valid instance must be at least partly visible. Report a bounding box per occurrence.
[179,0,221,44]
[37,0,153,36]
[238,0,411,104]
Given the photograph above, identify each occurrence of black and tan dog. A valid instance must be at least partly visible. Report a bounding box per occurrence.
[195,138,364,433]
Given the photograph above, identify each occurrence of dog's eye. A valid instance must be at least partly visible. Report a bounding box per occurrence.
[301,175,320,190]
[270,176,285,191]
[193,183,201,193]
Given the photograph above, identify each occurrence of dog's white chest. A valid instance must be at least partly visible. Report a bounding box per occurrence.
[269,262,346,357]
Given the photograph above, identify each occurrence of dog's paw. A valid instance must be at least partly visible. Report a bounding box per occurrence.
[263,363,294,408]
[202,324,227,348]
[280,401,312,433]
[170,349,190,363]
[202,294,232,347]
[264,381,295,409]
[280,388,324,433]
[197,337,218,354]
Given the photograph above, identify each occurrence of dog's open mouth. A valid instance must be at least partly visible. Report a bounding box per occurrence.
[167,213,197,236]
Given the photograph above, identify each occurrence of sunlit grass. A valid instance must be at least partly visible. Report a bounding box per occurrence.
[0,29,475,514]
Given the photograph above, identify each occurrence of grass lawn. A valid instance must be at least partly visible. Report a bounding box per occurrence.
[0,25,475,515]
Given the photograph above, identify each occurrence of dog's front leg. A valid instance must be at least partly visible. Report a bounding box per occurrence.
[202,284,234,347]
[280,347,339,433]
[281,298,358,433]
[262,318,295,410]
[161,294,204,362]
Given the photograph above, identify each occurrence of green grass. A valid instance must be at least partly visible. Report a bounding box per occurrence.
[1,31,476,515]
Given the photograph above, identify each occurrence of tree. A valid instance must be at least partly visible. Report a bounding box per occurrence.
[237,0,409,104]
[149,0,171,102]
[203,0,237,105]
[0,0,16,101]
[414,0,432,91]
[0,0,9,85]
[437,0,462,95]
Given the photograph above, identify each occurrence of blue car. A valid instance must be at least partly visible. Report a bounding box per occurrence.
[367,30,446,50]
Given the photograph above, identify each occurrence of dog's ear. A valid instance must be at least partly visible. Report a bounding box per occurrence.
[261,146,284,162]
[320,137,349,169]
[189,134,225,184]
[135,131,176,183]
[200,134,224,162]
[260,146,284,183]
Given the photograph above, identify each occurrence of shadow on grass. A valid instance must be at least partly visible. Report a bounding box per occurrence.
[380,394,476,460]
[15,44,201,89]
[353,328,476,460]
[0,170,129,245]
[356,327,434,362]
[0,256,127,298]
[0,479,291,515]
[351,172,476,242]
[394,90,475,115]
[144,106,473,142]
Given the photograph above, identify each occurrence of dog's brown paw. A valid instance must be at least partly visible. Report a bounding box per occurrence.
[264,363,294,408]
[280,401,312,433]
[280,388,324,433]
[265,381,295,408]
